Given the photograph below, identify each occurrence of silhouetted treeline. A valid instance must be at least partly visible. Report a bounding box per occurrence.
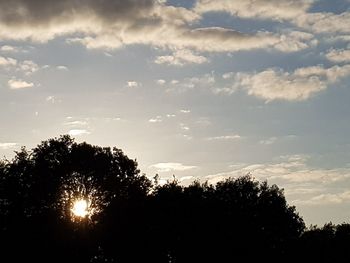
[0,136,348,262]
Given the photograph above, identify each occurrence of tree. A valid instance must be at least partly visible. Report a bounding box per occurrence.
[0,135,151,262]
[0,136,307,262]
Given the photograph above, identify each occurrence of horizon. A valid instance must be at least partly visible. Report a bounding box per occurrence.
[1,0,350,226]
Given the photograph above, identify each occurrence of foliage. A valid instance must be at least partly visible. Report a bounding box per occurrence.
[0,135,347,262]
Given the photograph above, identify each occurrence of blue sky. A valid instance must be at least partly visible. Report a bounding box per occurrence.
[1,0,350,225]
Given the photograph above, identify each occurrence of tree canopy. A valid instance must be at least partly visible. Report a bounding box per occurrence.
[0,135,347,262]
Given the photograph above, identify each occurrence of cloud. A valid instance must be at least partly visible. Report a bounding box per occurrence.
[156,79,166,85]
[167,73,215,93]
[260,137,277,145]
[326,49,350,63]
[8,78,34,89]
[180,109,191,113]
[149,116,162,123]
[0,57,40,75]
[46,96,56,103]
[295,12,350,34]
[18,60,39,75]
[64,120,88,126]
[127,81,140,88]
[0,56,17,67]
[180,123,190,131]
[205,155,350,206]
[0,45,20,52]
[294,191,350,206]
[205,155,350,185]
[272,31,317,52]
[150,162,197,172]
[0,0,311,54]
[195,0,314,21]
[155,49,208,66]
[206,134,242,141]
[68,129,90,136]
[228,64,350,101]
[0,143,18,150]
[56,65,68,70]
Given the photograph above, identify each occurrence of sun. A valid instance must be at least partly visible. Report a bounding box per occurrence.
[71,199,89,218]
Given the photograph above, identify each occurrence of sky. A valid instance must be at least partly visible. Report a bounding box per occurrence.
[0,0,350,225]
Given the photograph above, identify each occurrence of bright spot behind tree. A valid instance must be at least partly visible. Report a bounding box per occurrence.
[71,199,89,218]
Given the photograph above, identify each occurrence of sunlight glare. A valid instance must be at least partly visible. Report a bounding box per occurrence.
[71,199,89,218]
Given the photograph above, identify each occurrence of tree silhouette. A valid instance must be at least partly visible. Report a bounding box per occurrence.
[0,135,331,262]
[0,135,150,262]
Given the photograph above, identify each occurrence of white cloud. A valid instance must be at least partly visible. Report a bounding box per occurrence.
[149,116,162,123]
[150,162,197,172]
[166,114,176,118]
[205,155,350,207]
[8,79,34,89]
[127,81,140,88]
[57,65,68,70]
[0,0,311,55]
[68,129,90,136]
[64,120,88,126]
[260,137,277,145]
[294,191,350,206]
[229,64,350,101]
[156,79,166,85]
[272,31,317,52]
[0,143,18,150]
[179,175,195,182]
[206,134,242,141]
[46,96,56,103]
[167,73,215,93]
[0,45,20,52]
[18,60,39,75]
[195,117,211,127]
[195,0,314,21]
[180,123,190,131]
[295,12,350,34]
[0,57,40,75]
[0,56,17,67]
[180,109,191,113]
[155,49,208,66]
[326,49,350,63]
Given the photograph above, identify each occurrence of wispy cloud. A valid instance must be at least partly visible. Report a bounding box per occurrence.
[0,0,315,56]
[126,81,140,88]
[155,49,208,66]
[68,129,90,136]
[295,11,350,34]
[0,143,18,150]
[0,45,21,53]
[149,116,162,123]
[56,65,68,71]
[226,64,350,101]
[18,60,39,75]
[8,78,34,89]
[0,56,17,67]
[205,155,350,207]
[206,134,242,141]
[259,137,277,145]
[150,162,197,172]
[64,120,88,126]
[156,79,166,85]
[326,48,350,63]
[294,191,350,206]
[195,0,314,21]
